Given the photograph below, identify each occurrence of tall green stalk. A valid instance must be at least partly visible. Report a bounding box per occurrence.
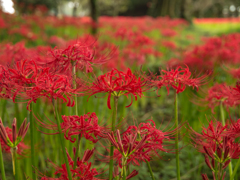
[230,158,240,180]
[109,96,119,180]
[0,143,6,180]
[52,100,73,180]
[122,157,127,180]
[72,65,81,170]
[11,147,18,180]
[175,91,181,180]
[220,102,233,178]
[146,161,155,180]
[29,103,37,180]
[1,100,7,120]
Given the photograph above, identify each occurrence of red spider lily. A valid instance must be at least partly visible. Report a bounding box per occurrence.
[35,112,105,144]
[0,118,29,154]
[4,59,38,86]
[39,149,99,180]
[154,65,210,94]
[232,81,240,99]
[190,120,240,180]
[123,120,177,153]
[203,83,237,113]
[24,68,76,109]
[86,68,151,109]
[226,118,240,138]
[190,121,227,153]
[101,120,177,167]
[104,130,150,167]
[48,39,114,73]
[60,112,106,143]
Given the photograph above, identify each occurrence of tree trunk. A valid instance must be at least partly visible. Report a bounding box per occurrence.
[90,0,98,35]
[169,0,176,18]
[180,0,192,23]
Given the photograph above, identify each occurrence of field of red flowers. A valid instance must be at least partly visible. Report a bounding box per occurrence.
[1,11,240,180]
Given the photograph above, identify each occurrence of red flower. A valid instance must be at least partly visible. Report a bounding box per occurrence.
[24,68,76,109]
[102,120,176,167]
[39,149,99,180]
[48,39,113,73]
[154,65,210,94]
[203,83,237,113]
[60,112,106,143]
[190,120,240,179]
[87,68,151,109]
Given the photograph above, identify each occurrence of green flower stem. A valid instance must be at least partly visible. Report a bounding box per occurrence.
[220,102,226,125]
[72,65,78,117]
[11,147,18,180]
[72,64,81,170]
[109,96,119,180]
[29,103,37,180]
[52,100,73,180]
[230,157,240,180]
[73,134,82,169]
[214,159,219,179]
[137,132,155,180]
[220,102,233,178]
[0,143,6,180]
[122,157,127,180]
[146,161,155,180]
[175,91,181,180]
[1,99,7,120]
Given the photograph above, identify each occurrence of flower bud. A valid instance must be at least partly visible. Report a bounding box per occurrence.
[82,149,94,162]
[217,146,222,159]
[0,118,10,145]
[211,158,215,168]
[127,170,138,180]
[21,122,30,140]
[12,118,17,143]
[223,160,231,169]
[201,174,209,180]
[204,155,212,170]
[224,146,229,160]
[17,118,26,138]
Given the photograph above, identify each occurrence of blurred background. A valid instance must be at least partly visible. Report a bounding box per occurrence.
[1,0,240,18]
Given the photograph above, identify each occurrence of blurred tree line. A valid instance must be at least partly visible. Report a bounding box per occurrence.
[11,0,240,35]
[12,0,240,19]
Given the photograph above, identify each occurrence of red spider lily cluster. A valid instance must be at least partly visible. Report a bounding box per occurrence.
[0,59,78,109]
[2,9,240,180]
[190,120,240,180]
[181,33,240,71]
